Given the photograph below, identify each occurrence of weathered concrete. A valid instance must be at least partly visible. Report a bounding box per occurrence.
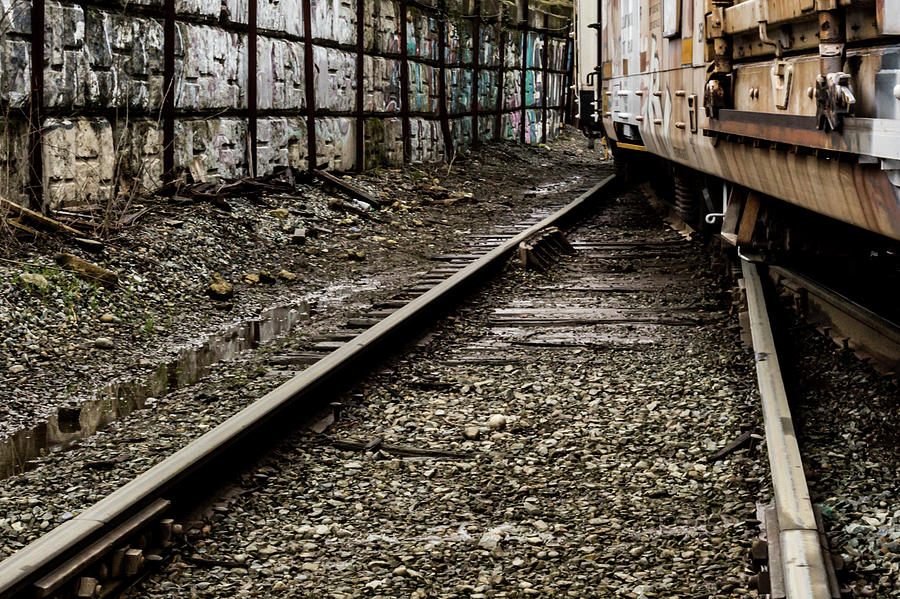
[2,0,571,209]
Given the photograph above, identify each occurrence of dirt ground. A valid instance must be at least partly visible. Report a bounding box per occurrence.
[0,129,607,442]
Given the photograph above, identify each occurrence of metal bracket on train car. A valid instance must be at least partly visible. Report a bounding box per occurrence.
[771,59,793,110]
[815,71,856,131]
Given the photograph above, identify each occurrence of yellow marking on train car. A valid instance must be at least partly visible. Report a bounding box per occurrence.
[681,38,693,65]
[616,142,647,152]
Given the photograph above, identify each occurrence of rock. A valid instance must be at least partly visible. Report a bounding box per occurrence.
[291,228,307,245]
[478,529,504,551]
[487,414,507,430]
[269,208,290,219]
[344,249,366,261]
[8,364,26,374]
[19,272,49,291]
[207,278,234,300]
[242,273,260,284]
[94,337,115,349]
[258,271,276,284]
[99,313,118,323]
[463,427,480,440]
[276,269,297,281]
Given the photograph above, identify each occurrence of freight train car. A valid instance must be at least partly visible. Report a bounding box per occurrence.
[574,0,900,255]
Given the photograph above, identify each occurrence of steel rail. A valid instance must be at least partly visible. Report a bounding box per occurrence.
[741,259,831,599]
[0,175,617,599]
[769,265,900,375]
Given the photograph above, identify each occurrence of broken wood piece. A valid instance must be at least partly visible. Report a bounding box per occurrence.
[6,218,45,238]
[707,430,753,462]
[1,197,83,236]
[328,198,374,219]
[314,169,382,208]
[54,253,119,287]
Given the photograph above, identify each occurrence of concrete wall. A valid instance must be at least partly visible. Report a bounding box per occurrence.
[0,0,571,209]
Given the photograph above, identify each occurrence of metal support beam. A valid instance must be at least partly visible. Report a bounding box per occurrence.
[248,0,258,177]
[162,0,175,183]
[28,0,45,209]
[302,0,317,171]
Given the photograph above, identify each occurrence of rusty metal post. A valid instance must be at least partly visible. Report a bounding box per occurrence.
[541,12,548,143]
[399,0,412,162]
[562,30,573,125]
[519,4,528,144]
[471,0,481,146]
[437,0,453,161]
[248,0,257,177]
[494,7,506,140]
[302,0,317,171]
[355,0,365,171]
[28,0,45,209]
[162,0,175,183]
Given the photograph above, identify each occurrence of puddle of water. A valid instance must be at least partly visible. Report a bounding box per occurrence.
[0,302,310,479]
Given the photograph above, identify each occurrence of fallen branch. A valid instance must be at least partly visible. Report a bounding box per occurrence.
[54,253,119,287]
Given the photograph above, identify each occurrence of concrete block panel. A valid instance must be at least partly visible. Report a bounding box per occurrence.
[257,37,305,111]
[0,39,30,107]
[0,0,32,34]
[524,31,542,69]
[363,117,403,168]
[476,69,497,111]
[547,37,567,71]
[44,2,88,108]
[408,61,438,113]
[476,114,495,143]
[175,24,247,110]
[407,7,437,61]
[363,56,401,113]
[499,111,521,141]
[449,115,472,150]
[252,0,303,37]
[315,117,356,171]
[257,116,308,174]
[445,67,472,115]
[314,46,355,112]
[175,118,248,182]
[525,69,541,107]
[503,68,521,109]
[478,24,500,68]
[83,10,165,110]
[364,0,399,55]
[504,31,522,69]
[176,0,220,19]
[523,108,541,143]
[408,117,444,163]
[546,72,564,106]
[42,118,115,209]
[445,20,472,65]
[311,0,355,44]
[0,119,30,205]
[116,119,164,192]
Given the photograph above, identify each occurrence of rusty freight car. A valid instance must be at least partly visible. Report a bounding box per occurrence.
[574,0,900,249]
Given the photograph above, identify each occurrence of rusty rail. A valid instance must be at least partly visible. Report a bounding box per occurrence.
[741,259,832,599]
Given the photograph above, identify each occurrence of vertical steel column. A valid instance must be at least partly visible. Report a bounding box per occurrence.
[302,0,317,171]
[399,0,412,162]
[519,5,528,145]
[355,0,365,171]
[494,12,506,140]
[470,0,481,146]
[248,0,258,177]
[28,0,45,209]
[541,12,548,143]
[437,0,453,160]
[162,0,175,183]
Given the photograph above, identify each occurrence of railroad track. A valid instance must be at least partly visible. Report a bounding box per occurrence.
[2,177,887,599]
[0,178,616,599]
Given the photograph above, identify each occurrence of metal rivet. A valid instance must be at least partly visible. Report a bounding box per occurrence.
[807,86,814,99]
[894,84,900,100]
